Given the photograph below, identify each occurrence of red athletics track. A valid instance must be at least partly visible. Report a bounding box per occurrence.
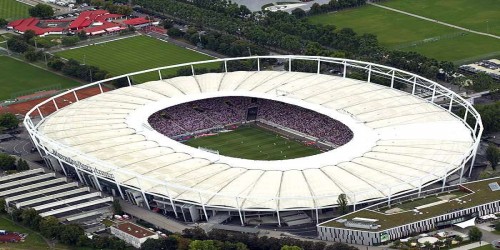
[0,86,110,117]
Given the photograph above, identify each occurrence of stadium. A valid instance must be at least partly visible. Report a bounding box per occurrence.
[24,56,483,227]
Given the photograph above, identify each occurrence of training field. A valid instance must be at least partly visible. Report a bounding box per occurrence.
[55,35,216,83]
[380,0,500,36]
[0,0,30,21]
[0,56,80,101]
[184,126,322,160]
[308,3,500,63]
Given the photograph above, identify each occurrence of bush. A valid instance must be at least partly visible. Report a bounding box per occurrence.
[0,153,17,171]
[468,227,482,242]
[61,36,80,47]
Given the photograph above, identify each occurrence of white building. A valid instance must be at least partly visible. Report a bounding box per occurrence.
[110,222,158,248]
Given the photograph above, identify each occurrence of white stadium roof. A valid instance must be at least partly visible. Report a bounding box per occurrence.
[27,54,482,214]
[35,69,475,211]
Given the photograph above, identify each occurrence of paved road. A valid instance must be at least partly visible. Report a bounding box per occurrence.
[368,2,499,40]
[119,200,192,233]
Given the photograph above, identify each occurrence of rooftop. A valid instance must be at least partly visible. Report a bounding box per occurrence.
[319,177,500,231]
[37,71,475,211]
[113,222,156,238]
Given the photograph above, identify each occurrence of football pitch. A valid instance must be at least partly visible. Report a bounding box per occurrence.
[308,2,500,63]
[0,56,80,100]
[380,0,499,36]
[0,0,30,21]
[184,126,322,160]
[55,35,218,83]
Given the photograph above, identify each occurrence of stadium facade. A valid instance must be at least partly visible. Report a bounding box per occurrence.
[24,56,482,227]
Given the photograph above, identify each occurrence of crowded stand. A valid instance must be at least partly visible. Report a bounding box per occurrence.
[148,97,353,146]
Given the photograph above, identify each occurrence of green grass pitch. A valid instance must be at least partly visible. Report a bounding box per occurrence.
[380,0,500,36]
[0,56,80,100]
[184,126,322,160]
[55,35,218,83]
[0,0,30,21]
[308,3,500,63]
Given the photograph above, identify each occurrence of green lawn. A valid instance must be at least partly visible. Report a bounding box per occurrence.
[381,190,468,212]
[0,0,30,21]
[380,0,500,36]
[0,56,80,100]
[470,245,495,250]
[0,215,49,249]
[184,125,322,160]
[55,35,217,83]
[308,4,500,63]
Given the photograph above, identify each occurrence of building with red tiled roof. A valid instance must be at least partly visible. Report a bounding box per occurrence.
[110,222,158,248]
[7,17,68,36]
[7,10,159,37]
[69,9,109,30]
[123,17,159,28]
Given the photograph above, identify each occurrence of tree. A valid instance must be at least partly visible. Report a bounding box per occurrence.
[167,27,184,37]
[337,193,348,215]
[6,37,29,53]
[468,227,482,242]
[486,144,499,170]
[62,36,80,46]
[0,198,6,213]
[112,200,123,215]
[48,57,65,71]
[281,246,302,250]
[0,153,17,171]
[0,18,7,28]
[39,216,61,238]
[20,208,41,229]
[189,240,219,250]
[291,8,306,19]
[16,159,30,171]
[29,4,54,19]
[163,20,173,29]
[24,48,39,62]
[0,113,19,130]
[23,30,36,42]
[77,31,88,40]
[59,224,84,245]
[182,227,207,240]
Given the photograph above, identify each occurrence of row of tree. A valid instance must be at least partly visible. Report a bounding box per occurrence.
[307,0,366,16]
[141,227,358,250]
[166,28,268,57]
[135,0,498,92]
[6,207,127,249]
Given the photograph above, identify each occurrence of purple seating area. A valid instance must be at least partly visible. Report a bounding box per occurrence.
[148,97,353,145]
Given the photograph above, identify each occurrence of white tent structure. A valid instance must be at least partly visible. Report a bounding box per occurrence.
[24,56,483,225]
[454,217,476,229]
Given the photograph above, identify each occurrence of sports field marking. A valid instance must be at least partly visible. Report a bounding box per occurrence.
[369,2,499,40]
